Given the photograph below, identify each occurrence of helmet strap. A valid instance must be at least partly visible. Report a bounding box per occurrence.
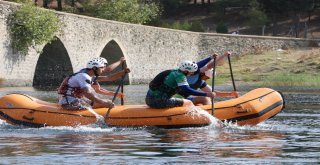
[93,67,99,77]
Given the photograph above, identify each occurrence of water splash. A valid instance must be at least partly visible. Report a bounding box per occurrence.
[186,106,222,128]
[39,125,115,133]
[0,119,115,136]
[222,120,284,133]
[84,105,106,127]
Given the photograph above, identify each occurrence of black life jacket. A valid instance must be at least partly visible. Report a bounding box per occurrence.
[149,70,172,90]
[149,70,180,97]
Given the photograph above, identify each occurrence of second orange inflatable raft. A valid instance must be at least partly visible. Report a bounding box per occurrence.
[0,88,284,128]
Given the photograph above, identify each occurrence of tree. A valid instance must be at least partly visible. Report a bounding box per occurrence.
[57,0,62,11]
[259,0,318,37]
[7,3,61,54]
[43,0,48,8]
[259,0,288,36]
[84,0,161,25]
[287,0,316,37]
[241,0,268,34]
[216,21,228,33]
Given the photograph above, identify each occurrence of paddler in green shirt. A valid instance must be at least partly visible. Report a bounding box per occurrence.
[145,61,216,109]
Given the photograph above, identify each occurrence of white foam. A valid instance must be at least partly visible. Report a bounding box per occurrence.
[84,105,106,126]
[186,106,222,128]
[39,125,115,133]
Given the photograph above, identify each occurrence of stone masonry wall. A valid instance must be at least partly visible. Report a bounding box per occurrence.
[0,1,319,86]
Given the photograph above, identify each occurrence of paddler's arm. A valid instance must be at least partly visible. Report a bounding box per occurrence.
[104,57,126,72]
[82,87,114,108]
[92,83,125,98]
[179,85,216,98]
[96,68,130,82]
[197,56,212,69]
[204,52,231,71]
[200,84,239,98]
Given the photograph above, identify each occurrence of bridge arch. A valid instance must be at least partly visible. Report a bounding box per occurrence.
[33,37,73,87]
[99,39,129,85]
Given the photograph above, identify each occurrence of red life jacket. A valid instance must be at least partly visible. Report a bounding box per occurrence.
[57,73,84,98]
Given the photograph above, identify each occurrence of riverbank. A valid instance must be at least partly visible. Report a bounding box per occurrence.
[214,48,320,88]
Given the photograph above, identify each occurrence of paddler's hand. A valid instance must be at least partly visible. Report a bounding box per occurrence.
[104,100,114,109]
[120,57,126,63]
[211,53,218,59]
[206,92,216,98]
[116,93,125,99]
[224,51,231,57]
[124,68,130,73]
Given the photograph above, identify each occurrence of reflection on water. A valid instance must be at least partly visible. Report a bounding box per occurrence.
[0,85,320,164]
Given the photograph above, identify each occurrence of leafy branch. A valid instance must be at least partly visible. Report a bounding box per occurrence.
[7,3,61,55]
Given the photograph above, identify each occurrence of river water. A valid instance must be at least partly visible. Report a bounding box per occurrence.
[0,85,319,164]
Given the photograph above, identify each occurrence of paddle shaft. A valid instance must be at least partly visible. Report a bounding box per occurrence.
[106,72,127,118]
[227,54,237,92]
[121,62,125,105]
[211,55,217,116]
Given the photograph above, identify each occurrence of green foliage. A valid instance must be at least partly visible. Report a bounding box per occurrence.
[8,4,61,54]
[161,21,204,32]
[216,22,228,33]
[241,0,268,28]
[189,21,205,32]
[84,0,161,25]
[62,5,77,13]
[158,0,189,16]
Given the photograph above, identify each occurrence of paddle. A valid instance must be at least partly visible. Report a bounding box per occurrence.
[211,54,217,116]
[227,53,237,97]
[120,62,125,105]
[105,71,127,118]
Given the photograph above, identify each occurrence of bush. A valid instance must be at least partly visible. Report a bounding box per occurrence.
[189,21,205,32]
[216,22,228,33]
[161,21,204,32]
[7,3,61,54]
[83,0,161,25]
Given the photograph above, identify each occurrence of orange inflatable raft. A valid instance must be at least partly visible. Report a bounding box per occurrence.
[0,88,284,128]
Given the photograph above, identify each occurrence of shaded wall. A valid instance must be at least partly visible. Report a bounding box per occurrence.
[33,38,73,87]
[100,40,128,85]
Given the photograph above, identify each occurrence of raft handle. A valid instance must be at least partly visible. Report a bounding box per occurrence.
[22,111,35,121]
[236,109,250,113]
[236,105,251,113]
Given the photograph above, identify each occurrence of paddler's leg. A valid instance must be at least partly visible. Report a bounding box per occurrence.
[190,96,211,105]
[146,96,192,108]
[92,99,114,109]
[182,99,194,107]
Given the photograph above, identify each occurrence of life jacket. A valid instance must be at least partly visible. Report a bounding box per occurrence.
[57,73,83,98]
[149,70,172,90]
[149,70,180,97]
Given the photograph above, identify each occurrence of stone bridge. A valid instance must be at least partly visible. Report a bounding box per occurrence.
[0,1,319,87]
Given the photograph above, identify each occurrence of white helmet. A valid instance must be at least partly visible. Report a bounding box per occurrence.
[98,57,108,64]
[204,69,216,78]
[86,58,105,69]
[91,57,108,64]
[179,61,198,72]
